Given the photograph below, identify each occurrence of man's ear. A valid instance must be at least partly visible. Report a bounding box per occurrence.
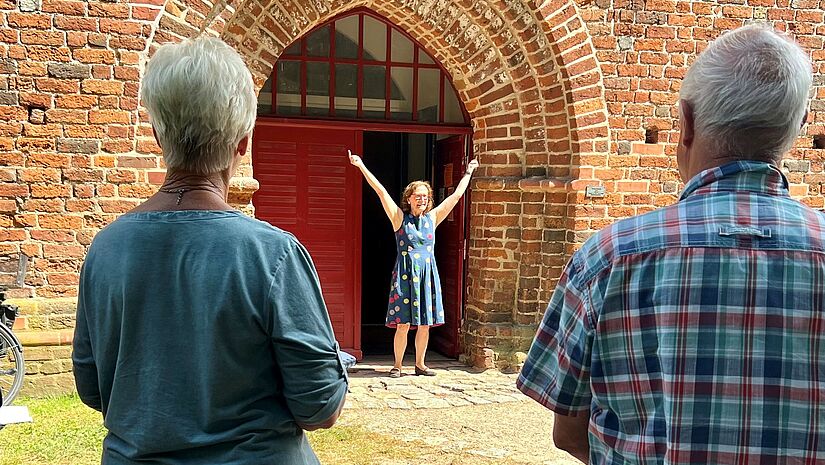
[152,126,162,149]
[236,134,250,157]
[679,100,695,148]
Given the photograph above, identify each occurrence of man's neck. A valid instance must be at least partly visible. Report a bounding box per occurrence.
[686,140,780,180]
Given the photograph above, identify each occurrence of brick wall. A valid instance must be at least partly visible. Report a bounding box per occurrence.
[2,0,824,390]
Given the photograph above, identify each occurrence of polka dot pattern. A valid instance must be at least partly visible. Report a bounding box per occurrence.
[385,211,445,328]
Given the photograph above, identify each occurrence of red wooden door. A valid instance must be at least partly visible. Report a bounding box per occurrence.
[431,135,468,358]
[252,122,362,357]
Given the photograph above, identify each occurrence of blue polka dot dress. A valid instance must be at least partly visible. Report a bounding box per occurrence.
[385,211,444,328]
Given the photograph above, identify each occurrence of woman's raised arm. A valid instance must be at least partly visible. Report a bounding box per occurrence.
[431,158,478,227]
[349,150,403,231]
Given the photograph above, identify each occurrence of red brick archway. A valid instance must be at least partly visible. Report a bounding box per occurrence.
[147,0,612,361]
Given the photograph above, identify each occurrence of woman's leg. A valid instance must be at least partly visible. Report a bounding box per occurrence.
[393,324,410,369]
[414,325,430,369]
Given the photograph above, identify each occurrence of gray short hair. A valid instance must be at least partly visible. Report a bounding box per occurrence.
[679,24,812,159]
[141,37,256,175]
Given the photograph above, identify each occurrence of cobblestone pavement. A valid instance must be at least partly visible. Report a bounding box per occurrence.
[343,356,527,410]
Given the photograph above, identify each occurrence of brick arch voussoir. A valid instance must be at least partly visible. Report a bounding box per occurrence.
[536,0,610,177]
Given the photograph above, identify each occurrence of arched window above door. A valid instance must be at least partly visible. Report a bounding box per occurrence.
[257,9,469,125]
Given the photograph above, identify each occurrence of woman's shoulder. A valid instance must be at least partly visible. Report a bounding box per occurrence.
[92,210,298,253]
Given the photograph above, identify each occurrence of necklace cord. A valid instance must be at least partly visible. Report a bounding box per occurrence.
[158,175,224,205]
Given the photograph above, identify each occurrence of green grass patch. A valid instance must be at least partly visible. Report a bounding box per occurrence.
[1,395,106,465]
[1,395,417,465]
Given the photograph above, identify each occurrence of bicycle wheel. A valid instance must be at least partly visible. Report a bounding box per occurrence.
[0,324,24,406]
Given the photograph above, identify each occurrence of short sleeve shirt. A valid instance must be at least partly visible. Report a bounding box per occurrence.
[518,161,825,464]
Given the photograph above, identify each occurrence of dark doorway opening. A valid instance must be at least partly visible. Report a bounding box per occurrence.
[359,131,468,357]
[360,131,432,354]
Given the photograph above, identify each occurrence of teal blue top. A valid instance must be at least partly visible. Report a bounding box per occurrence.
[72,210,348,464]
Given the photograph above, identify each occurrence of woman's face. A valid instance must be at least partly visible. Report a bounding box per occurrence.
[408,185,430,216]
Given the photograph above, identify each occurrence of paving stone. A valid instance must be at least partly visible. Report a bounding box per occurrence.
[400,391,430,400]
[359,400,385,409]
[411,398,451,409]
[386,399,413,409]
[463,396,493,405]
[345,357,529,410]
[445,397,473,407]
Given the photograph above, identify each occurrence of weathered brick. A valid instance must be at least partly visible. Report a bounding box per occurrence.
[81,79,123,95]
[0,199,17,212]
[66,31,88,48]
[72,48,116,64]
[131,6,161,21]
[0,91,17,105]
[45,109,87,124]
[0,28,18,44]
[101,139,132,153]
[88,33,108,48]
[42,0,87,15]
[27,46,72,62]
[63,168,104,182]
[113,66,140,81]
[35,78,79,93]
[19,92,52,108]
[99,199,137,213]
[99,19,143,35]
[19,168,61,183]
[43,244,85,258]
[65,199,95,212]
[18,0,41,12]
[91,65,112,80]
[8,13,51,29]
[18,137,55,152]
[109,36,147,51]
[29,152,71,168]
[57,138,100,154]
[55,94,97,109]
[0,229,27,241]
[21,30,66,46]
[63,124,105,138]
[88,2,130,18]
[47,62,91,79]
[39,214,83,229]
[118,155,158,168]
[0,183,30,197]
[54,16,97,32]
[31,184,72,198]
[0,105,27,121]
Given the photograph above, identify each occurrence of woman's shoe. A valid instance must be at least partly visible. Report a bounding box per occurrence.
[389,367,402,378]
[414,366,436,376]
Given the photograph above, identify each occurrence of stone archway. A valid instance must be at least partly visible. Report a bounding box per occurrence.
[146,0,611,363]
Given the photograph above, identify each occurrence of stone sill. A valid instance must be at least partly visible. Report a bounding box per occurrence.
[17,329,74,347]
[475,176,570,192]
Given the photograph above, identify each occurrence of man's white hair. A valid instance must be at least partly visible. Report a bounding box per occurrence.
[141,37,256,175]
[679,23,812,160]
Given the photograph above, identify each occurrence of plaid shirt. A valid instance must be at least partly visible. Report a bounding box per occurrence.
[518,161,825,464]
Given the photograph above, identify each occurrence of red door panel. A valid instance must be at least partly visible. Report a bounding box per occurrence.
[432,135,467,358]
[252,122,362,358]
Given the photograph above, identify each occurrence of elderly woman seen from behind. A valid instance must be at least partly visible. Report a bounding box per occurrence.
[72,37,348,465]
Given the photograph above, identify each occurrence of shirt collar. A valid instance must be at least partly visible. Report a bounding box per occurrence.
[679,160,790,201]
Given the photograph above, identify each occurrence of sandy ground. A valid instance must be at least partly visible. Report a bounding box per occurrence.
[337,401,580,465]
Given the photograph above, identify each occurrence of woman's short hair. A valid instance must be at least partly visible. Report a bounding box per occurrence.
[141,37,256,175]
[400,181,434,214]
[679,23,812,160]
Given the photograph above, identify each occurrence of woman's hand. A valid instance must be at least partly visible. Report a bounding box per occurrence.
[348,150,364,169]
[466,158,479,175]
